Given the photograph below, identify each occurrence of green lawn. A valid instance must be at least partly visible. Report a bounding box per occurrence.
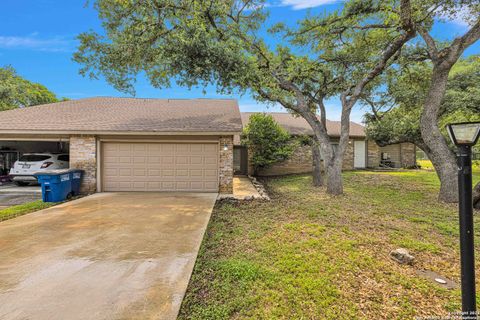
[179,169,480,319]
[418,159,480,177]
[0,200,56,221]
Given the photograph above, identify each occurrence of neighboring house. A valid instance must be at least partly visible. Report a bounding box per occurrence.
[0,97,242,194]
[0,99,416,195]
[233,112,416,176]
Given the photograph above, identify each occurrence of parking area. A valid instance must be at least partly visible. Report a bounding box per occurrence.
[0,192,217,320]
[0,184,41,210]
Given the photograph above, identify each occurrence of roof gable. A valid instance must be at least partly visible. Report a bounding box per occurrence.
[0,97,242,134]
[240,112,365,138]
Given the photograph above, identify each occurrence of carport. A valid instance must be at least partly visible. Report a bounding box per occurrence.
[0,138,69,176]
[0,97,242,194]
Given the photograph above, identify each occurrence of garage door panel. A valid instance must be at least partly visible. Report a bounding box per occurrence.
[190,169,203,177]
[147,144,161,152]
[133,182,146,189]
[162,156,175,165]
[175,169,189,177]
[119,168,132,176]
[161,144,175,152]
[118,157,132,164]
[190,182,205,190]
[204,144,217,152]
[176,144,190,153]
[102,142,219,192]
[162,169,175,177]
[133,157,146,164]
[133,168,146,176]
[147,156,160,164]
[148,169,160,176]
[118,144,132,152]
[204,169,218,177]
[190,144,204,153]
[204,156,217,164]
[161,181,175,189]
[190,156,203,165]
[204,181,217,189]
[175,156,189,165]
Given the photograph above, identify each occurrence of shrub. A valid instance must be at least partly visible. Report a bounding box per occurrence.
[241,113,294,174]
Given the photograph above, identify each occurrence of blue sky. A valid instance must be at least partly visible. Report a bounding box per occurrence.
[0,0,478,123]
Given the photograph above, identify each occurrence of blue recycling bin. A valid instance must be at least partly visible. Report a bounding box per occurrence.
[70,169,84,196]
[35,170,73,202]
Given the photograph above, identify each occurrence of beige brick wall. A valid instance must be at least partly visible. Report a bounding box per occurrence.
[342,140,355,170]
[219,136,234,194]
[70,136,97,194]
[367,140,380,168]
[379,144,402,168]
[243,138,416,172]
[400,143,416,168]
[254,139,356,176]
[257,144,313,176]
[366,141,416,168]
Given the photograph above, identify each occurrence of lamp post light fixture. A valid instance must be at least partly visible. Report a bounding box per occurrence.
[446,121,480,317]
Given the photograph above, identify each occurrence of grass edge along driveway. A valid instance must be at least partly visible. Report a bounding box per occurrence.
[0,200,57,222]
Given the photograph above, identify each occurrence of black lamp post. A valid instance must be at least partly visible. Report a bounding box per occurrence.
[446,121,480,317]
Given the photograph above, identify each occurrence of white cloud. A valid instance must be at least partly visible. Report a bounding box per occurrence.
[276,0,341,10]
[435,5,476,27]
[0,35,74,52]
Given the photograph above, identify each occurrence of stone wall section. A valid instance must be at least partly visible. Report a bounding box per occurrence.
[342,140,355,170]
[70,135,97,194]
[219,136,234,193]
[257,143,313,176]
[367,140,381,168]
[400,143,416,168]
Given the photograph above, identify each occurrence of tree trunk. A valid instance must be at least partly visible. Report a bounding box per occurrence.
[325,156,343,195]
[474,182,480,210]
[312,142,323,186]
[420,66,459,203]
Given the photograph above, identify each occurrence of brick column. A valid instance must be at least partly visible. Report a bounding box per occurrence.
[400,143,416,168]
[367,140,380,168]
[219,136,233,194]
[70,136,97,194]
[342,140,355,170]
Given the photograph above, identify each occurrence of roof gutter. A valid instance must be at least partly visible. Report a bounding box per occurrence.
[0,130,242,136]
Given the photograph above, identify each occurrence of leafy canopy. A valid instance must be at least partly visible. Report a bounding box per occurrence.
[74,1,418,109]
[365,55,480,150]
[241,113,294,172]
[0,66,60,111]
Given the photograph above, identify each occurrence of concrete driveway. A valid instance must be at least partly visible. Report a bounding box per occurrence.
[0,184,41,210]
[0,192,217,320]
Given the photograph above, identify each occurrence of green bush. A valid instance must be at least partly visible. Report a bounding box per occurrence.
[241,113,294,173]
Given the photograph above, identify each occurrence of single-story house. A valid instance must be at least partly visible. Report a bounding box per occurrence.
[0,98,416,194]
[0,97,242,194]
[233,112,416,176]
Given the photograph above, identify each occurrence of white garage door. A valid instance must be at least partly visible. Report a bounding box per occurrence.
[102,142,219,192]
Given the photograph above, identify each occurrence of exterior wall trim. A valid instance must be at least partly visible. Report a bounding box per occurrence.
[0,130,241,136]
[98,139,219,143]
[96,139,102,192]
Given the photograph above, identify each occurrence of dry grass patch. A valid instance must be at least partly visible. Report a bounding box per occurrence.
[179,171,477,319]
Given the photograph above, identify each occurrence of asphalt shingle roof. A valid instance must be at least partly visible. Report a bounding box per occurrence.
[241,112,365,138]
[0,97,242,134]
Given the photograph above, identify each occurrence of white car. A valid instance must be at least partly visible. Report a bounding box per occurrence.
[9,153,70,186]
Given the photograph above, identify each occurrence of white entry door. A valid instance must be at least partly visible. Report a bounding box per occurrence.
[354,140,366,168]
